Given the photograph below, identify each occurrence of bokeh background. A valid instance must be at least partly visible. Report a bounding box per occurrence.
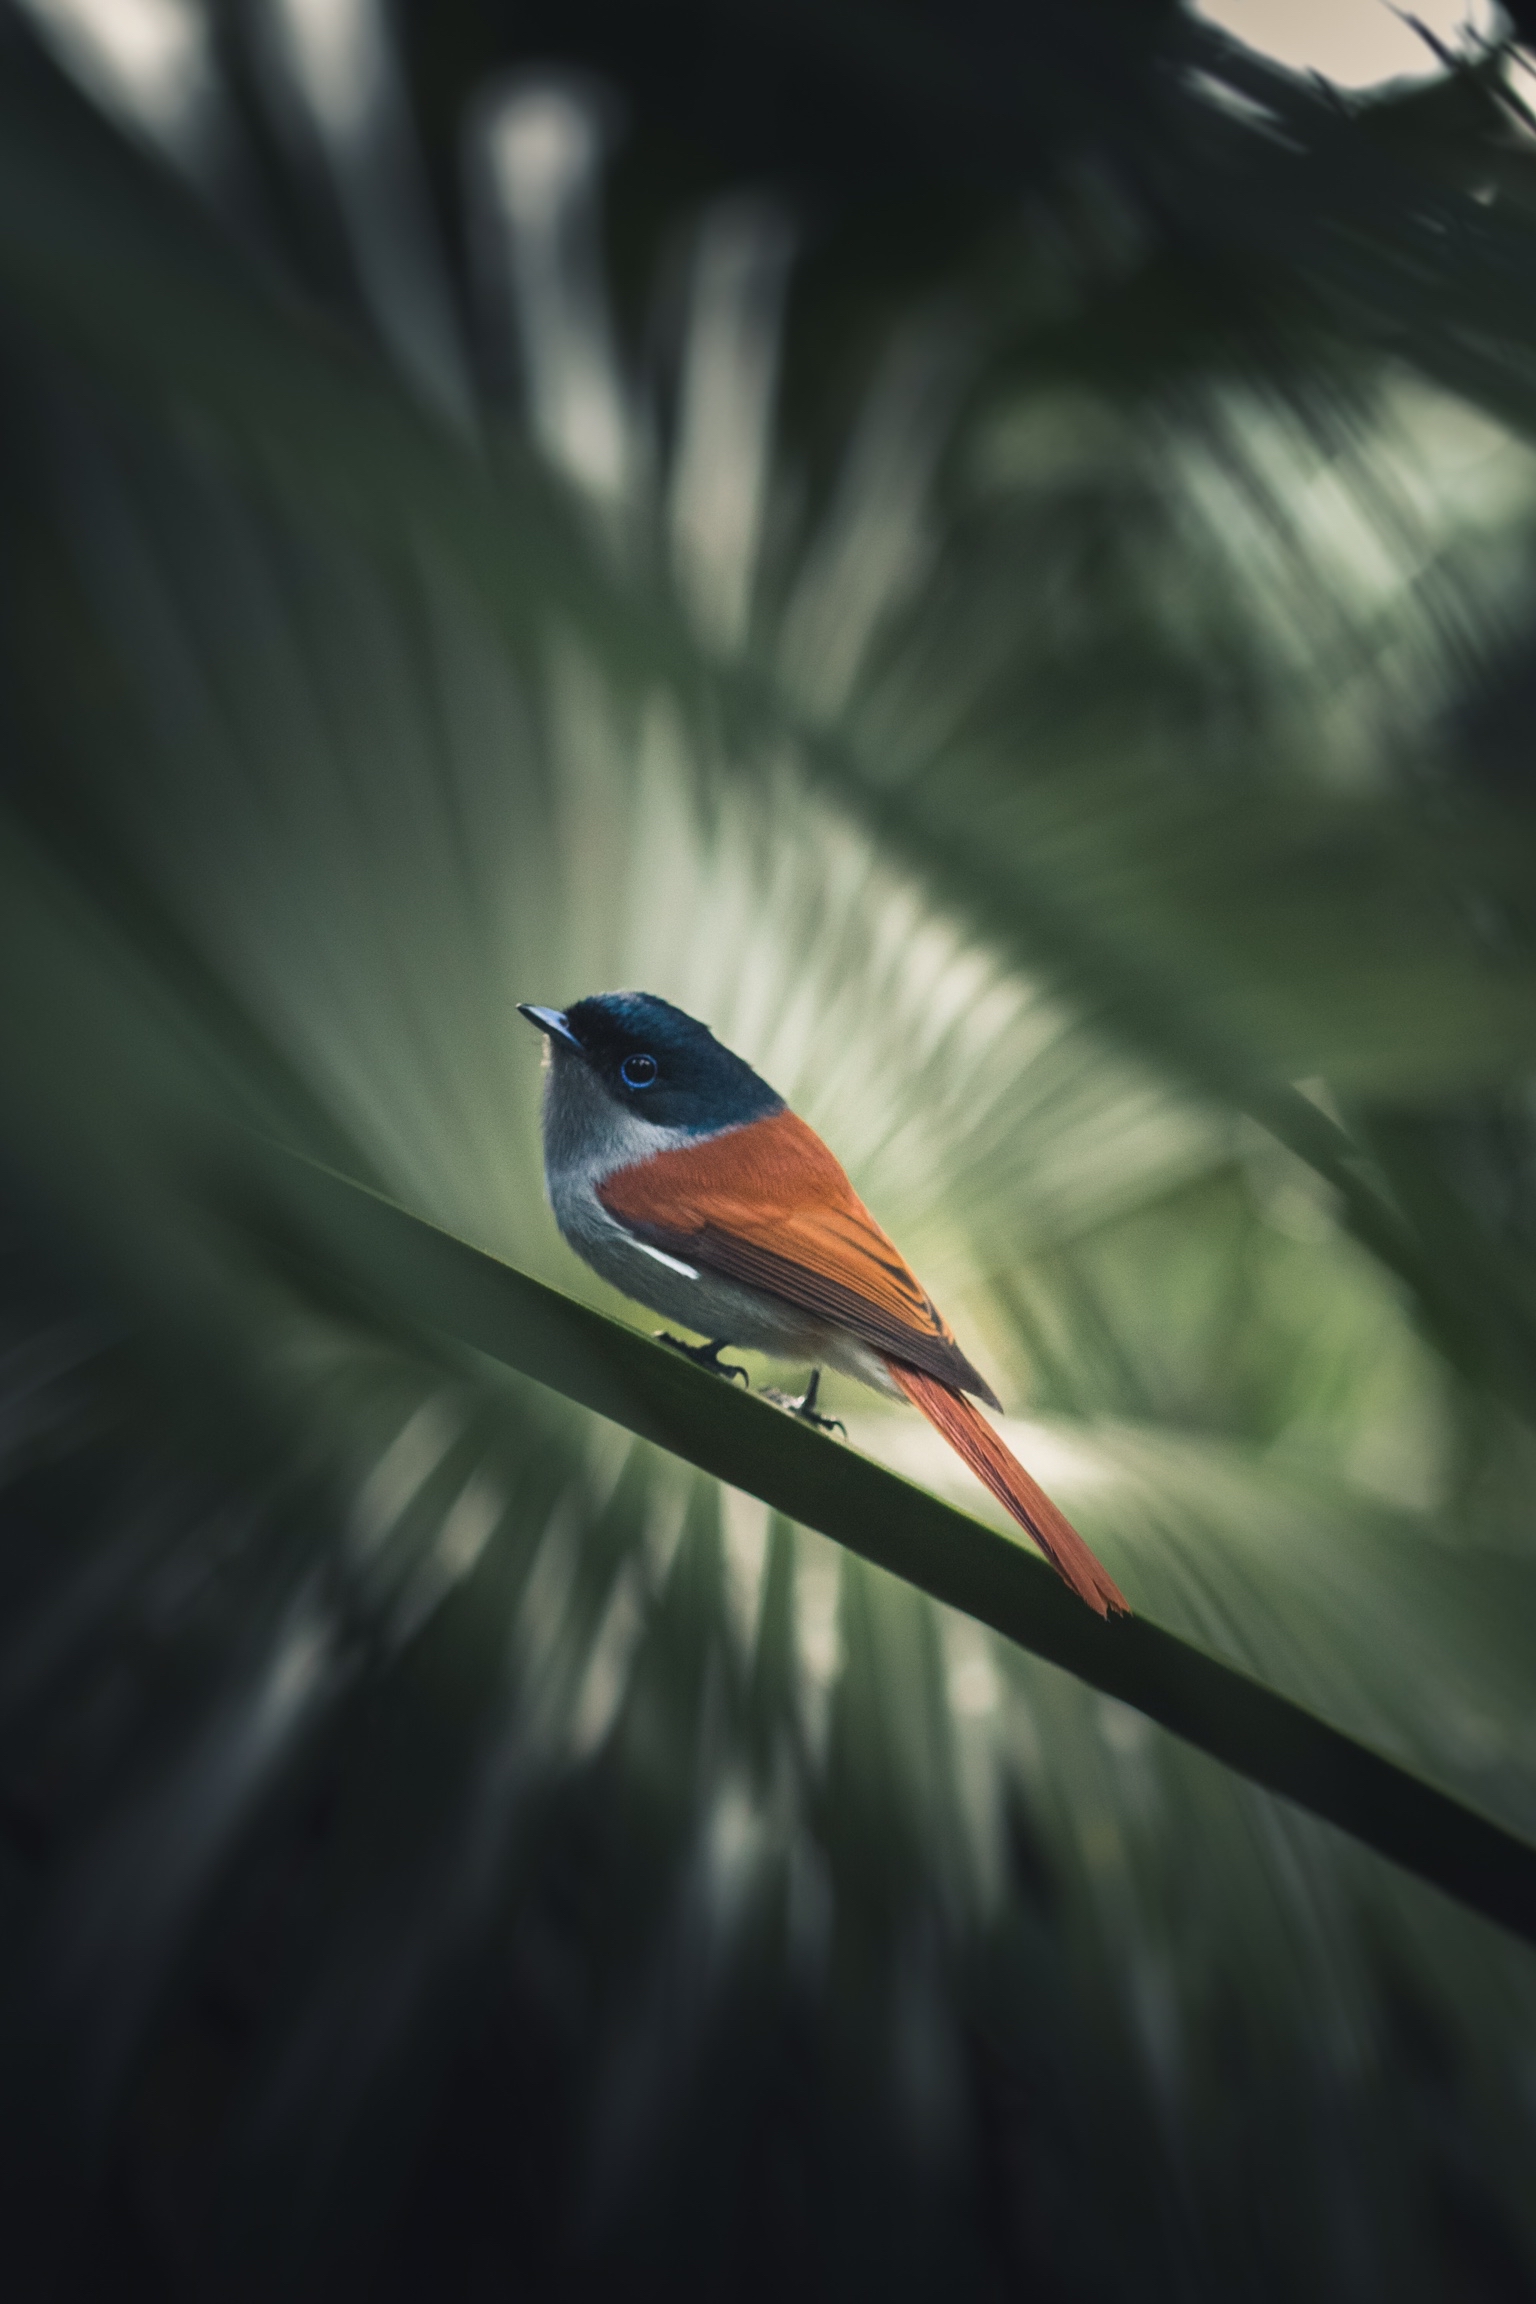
[2,0,1536,2294]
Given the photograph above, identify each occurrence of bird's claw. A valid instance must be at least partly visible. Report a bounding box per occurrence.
[760,1369,846,1437]
[655,1332,750,1385]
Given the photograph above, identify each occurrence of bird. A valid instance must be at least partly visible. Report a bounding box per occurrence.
[519,991,1127,1616]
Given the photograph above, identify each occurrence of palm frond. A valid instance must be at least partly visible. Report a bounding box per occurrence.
[4,2,1536,2293]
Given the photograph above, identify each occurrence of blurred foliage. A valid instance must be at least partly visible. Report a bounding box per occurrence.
[2,0,1536,2296]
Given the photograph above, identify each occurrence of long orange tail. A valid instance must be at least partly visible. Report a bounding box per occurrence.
[887,1363,1128,1617]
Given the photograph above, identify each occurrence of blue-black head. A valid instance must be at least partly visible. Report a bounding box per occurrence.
[518,992,783,1137]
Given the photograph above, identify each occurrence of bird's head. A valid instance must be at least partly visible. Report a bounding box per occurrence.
[518,991,782,1138]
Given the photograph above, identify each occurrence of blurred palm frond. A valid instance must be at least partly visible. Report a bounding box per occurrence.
[3,1,1536,2295]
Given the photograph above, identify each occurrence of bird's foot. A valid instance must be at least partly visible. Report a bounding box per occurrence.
[655,1333,750,1385]
[760,1368,846,1437]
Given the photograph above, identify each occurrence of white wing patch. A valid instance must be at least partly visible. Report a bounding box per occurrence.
[635,1240,699,1279]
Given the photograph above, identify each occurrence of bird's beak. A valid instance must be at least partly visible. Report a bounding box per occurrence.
[518,1003,584,1054]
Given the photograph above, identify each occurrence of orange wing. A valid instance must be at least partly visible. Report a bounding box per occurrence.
[598,1109,1001,1405]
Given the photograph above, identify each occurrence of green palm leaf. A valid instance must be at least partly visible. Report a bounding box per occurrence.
[3,4,1536,2294]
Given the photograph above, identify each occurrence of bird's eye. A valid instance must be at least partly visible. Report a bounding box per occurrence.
[621,1053,658,1089]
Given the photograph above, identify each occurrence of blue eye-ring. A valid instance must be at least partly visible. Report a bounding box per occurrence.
[621,1053,658,1089]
